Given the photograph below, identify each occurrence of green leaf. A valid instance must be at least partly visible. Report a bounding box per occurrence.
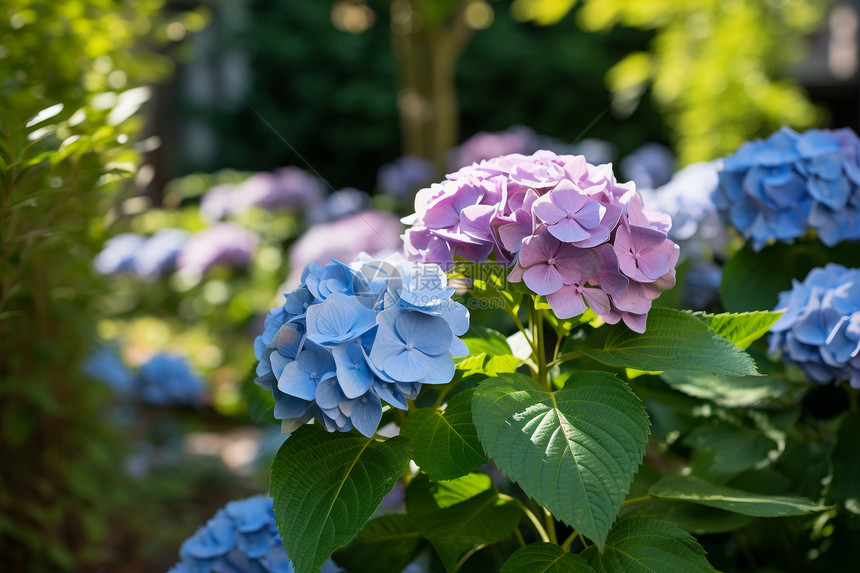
[684,422,778,479]
[659,370,791,407]
[269,425,410,573]
[649,475,830,516]
[828,412,860,504]
[621,500,752,534]
[400,389,487,480]
[333,515,424,573]
[581,516,713,572]
[582,308,759,376]
[471,372,650,549]
[501,543,595,573]
[690,310,784,349]
[414,489,521,572]
[462,326,514,358]
[405,472,492,517]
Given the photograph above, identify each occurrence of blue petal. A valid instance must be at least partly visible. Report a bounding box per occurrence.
[278,361,317,400]
[306,292,377,345]
[394,311,452,356]
[332,342,373,399]
[350,390,383,437]
[273,394,312,420]
[315,378,345,409]
[373,380,408,410]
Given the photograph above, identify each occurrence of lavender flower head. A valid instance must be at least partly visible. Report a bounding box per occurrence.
[201,167,327,221]
[94,233,146,275]
[255,252,469,437]
[285,210,403,290]
[132,228,190,281]
[450,126,536,170]
[770,264,860,388]
[403,150,680,332]
[307,188,371,225]
[135,354,204,406]
[169,495,341,573]
[178,222,259,279]
[714,126,860,251]
[377,155,439,200]
[621,143,675,190]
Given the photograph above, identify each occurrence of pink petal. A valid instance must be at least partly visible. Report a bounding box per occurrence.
[551,180,589,214]
[572,201,604,229]
[519,232,560,268]
[523,264,564,295]
[547,286,588,319]
[532,194,566,225]
[547,218,591,243]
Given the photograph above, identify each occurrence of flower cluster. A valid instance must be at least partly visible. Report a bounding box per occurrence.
[136,354,205,406]
[178,222,259,279]
[449,126,536,170]
[255,253,468,437]
[83,347,135,394]
[307,188,371,225]
[770,264,860,388]
[620,143,675,190]
[376,155,439,200]
[714,126,860,251]
[169,496,341,573]
[201,166,327,221]
[95,229,190,280]
[403,150,679,332]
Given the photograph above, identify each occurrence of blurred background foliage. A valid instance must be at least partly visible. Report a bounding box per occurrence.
[2,0,856,570]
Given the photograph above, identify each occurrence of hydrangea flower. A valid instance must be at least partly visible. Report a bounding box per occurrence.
[449,126,536,170]
[770,264,860,388]
[94,233,146,275]
[285,211,402,289]
[620,143,675,190]
[178,223,259,279]
[377,155,439,200]
[714,126,860,251]
[83,346,135,394]
[255,252,468,437]
[132,228,190,281]
[136,354,204,406]
[307,188,371,224]
[403,150,680,332]
[169,495,341,573]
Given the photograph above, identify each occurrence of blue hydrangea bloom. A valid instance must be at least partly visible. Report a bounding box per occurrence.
[168,495,341,573]
[254,252,469,437]
[94,233,146,275]
[714,126,860,251]
[620,142,675,190]
[82,346,134,394]
[132,228,190,281]
[770,264,860,388]
[136,354,204,406]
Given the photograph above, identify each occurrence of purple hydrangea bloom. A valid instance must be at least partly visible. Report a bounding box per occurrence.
[136,354,204,406]
[254,253,469,437]
[449,126,536,170]
[285,211,402,290]
[178,222,259,279]
[403,150,680,332]
[620,143,675,190]
[132,228,190,281]
[307,188,372,224]
[714,126,860,251]
[770,264,860,388]
[169,496,342,573]
[94,233,146,275]
[376,155,439,200]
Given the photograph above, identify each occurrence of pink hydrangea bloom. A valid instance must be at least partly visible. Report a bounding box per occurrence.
[402,150,680,332]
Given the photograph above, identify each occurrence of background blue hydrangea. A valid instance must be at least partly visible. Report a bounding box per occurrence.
[770,263,860,388]
[168,495,341,573]
[714,126,860,250]
[136,354,205,407]
[254,253,469,438]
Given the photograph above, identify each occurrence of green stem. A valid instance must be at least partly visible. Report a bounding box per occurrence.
[543,508,558,545]
[528,297,549,389]
[547,351,582,369]
[513,528,526,548]
[622,495,653,507]
[499,494,551,543]
[560,530,578,551]
[453,543,487,572]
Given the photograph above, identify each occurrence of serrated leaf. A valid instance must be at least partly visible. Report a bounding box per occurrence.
[690,310,784,349]
[405,473,492,517]
[401,389,487,480]
[581,516,713,573]
[415,489,521,572]
[828,412,860,504]
[501,543,595,573]
[621,500,752,534]
[582,308,759,376]
[649,475,829,516]
[684,422,777,479]
[333,515,423,573]
[660,370,791,407]
[270,425,410,573]
[471,372,650,549]
[462,326,514,358]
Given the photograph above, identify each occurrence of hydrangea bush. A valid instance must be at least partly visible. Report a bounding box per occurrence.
[231,149,839,573]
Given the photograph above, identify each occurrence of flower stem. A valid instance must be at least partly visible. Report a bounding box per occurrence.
[513,527,526,548]
[546,351,582,369]
[528,297,549,389]
[498,494,551,543]
[622,495,653,507]
[560,530,578,551]
[543,508,558,544]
